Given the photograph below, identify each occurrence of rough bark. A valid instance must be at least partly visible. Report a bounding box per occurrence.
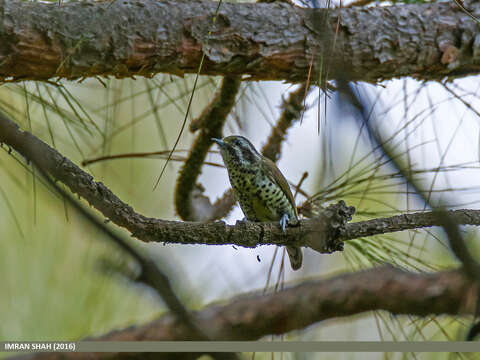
[11,266,478,360]
[1,0,480,83]
[339,210,480,241]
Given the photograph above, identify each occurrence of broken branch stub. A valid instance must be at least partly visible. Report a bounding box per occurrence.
[302,200,355,253]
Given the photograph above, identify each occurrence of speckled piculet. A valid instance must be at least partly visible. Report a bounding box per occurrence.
[212,135,302,270]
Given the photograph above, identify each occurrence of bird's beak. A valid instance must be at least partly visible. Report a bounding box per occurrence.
[211,138,224,147]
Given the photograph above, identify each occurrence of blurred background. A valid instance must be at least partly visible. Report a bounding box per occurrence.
[1,0,480,359]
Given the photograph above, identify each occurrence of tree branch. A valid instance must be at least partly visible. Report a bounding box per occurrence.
[3,112,480,254]
[174,76,241,221]
[11,266,478,360]
[1,0,479,83]
[261,83,311,162]
[0,110,352,252]
[339,210,480,241]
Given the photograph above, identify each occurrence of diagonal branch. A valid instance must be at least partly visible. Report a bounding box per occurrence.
[334,79,480,339]
[261,83,312,162]
[1,0,479,83]
[336,79,480,275]
[10,266,478,360]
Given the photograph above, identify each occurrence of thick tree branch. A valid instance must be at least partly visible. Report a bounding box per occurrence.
[2,0,479,83]
[11,266,478,360]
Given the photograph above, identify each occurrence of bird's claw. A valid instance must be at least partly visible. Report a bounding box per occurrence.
[279,214,289,233]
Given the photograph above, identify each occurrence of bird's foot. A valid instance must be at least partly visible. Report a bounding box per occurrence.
[279,213,289,233]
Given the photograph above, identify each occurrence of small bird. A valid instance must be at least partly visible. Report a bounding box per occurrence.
[212,135,302,270]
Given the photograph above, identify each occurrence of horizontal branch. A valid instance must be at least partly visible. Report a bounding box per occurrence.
[13,266,478,359]
[1,0,480,83]
[0,111,352,253]
[340,210,480,241]
[2,113,480,254]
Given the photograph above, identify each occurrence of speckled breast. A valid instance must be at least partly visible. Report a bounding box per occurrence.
[228,168,298,224]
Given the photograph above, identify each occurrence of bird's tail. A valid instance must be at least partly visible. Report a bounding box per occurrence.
[286,246,303,271]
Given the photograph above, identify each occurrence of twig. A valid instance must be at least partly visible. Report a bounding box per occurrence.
[261,83,312,162]
[293,171,309,199]
[82,150,224,168]
[345,0,377,7]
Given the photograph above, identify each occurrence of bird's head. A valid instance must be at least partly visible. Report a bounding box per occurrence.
[212,135,262,169]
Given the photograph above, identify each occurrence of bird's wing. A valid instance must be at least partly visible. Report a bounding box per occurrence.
[261,157,298,217]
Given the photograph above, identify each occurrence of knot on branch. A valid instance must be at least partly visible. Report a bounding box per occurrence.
[303,200,355,253]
